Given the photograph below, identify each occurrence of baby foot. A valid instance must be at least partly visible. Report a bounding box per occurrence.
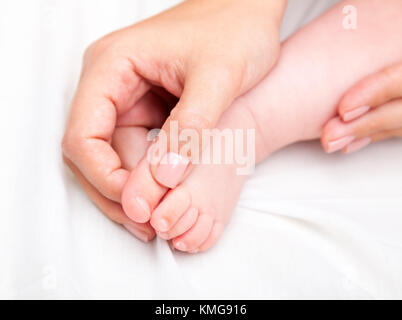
[120,0,402,251]
[116,94,256,251]
[152,154,249,253]
[121,67,305,252]
[147,100,278,253]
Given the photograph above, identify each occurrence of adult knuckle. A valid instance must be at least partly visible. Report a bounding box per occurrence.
[170,109,212,132]
[83,35,117,62]
[61,134,72,156]
[83,41,100,62]
[218,59,243,85]
[61,132,82,159]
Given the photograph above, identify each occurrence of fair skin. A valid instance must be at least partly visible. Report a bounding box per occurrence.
[62,0,287,237]
[63,0,402,248]
[321,62,402,154]
[118,0,402,251]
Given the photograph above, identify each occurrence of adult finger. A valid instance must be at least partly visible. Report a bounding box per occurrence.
[338,62,402,121]
[62,50,150,202]
[322,98,402,153]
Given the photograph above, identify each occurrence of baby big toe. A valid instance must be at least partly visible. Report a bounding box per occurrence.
[122,156,168,223]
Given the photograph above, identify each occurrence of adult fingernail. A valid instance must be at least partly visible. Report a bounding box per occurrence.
[344,137,371,154]
[127,196,150,223]
[343,106,370,122]
[123,224,150,243]
[154,152,190,188]
[327,136,355,153]
[174,241,187,251]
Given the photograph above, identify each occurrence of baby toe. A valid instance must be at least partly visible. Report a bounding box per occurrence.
[122,155,168,223]
[158,207,198,240]
[172,213,213,253]
[151,186,191,232]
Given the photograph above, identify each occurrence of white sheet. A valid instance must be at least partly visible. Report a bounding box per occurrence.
[1,0,401,299]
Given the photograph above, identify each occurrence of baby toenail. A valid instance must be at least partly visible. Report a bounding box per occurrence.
[157,218,170,232]
[175,241,187,251]
[158,232,169,240]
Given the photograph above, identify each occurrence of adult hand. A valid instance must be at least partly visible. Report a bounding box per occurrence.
[322,62,402,154]
[63,90,171,242]
[62,0,286,231]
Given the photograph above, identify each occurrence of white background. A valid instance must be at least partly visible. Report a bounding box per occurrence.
[0,0,401,299]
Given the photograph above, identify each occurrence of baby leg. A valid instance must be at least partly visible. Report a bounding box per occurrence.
[249,0,402,157]
[121,0,402,251]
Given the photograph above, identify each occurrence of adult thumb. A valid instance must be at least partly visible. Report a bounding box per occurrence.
[150,64,242,188]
